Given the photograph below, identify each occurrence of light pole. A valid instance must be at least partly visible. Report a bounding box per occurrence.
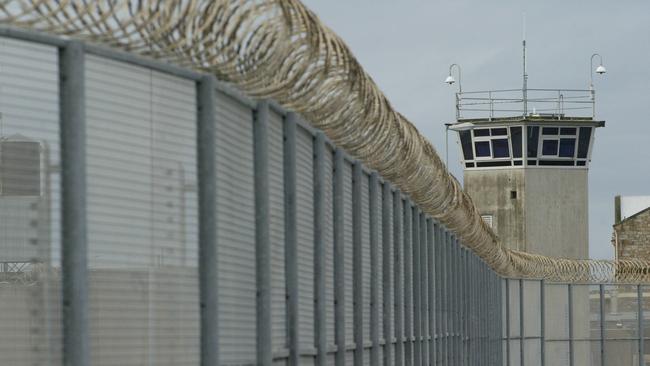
[444,64,462,167]
[445,123,453,167]
[589,53,606,117]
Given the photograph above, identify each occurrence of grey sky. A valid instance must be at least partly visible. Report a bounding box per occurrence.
[302,0,650,259]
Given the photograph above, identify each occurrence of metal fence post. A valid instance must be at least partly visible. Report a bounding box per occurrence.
[539,279,546,366]
[404,200,413,366]
[426,219,435,364]
[313,132,327,366]
[568,284,574,366]
[434,223,442,366]
[639,284,644,366]
[599,284,605,366]
[284,113,299,366]
[505,278,511,366]
[197,75,218,366]
[60,40,89,366]
[419,214,427,366]
[369,173,380,366]
[412,209,421,366]
[254,100,272,366]
[520,279,525,366]
[333,148,346,366]
[352,161,363,366]
[394,192,404,366]
[382,182,393,366]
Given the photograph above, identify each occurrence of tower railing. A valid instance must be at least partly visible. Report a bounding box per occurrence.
[455,88,595,121]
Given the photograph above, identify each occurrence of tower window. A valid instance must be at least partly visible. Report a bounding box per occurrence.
[474,141,491,157]
[577,127,592,159]
[510,190,517,199]
[527,126,539,157]
[559,138,576,157]
[511,127,523,158]
[542,140,559,155]
[491,139,510,158]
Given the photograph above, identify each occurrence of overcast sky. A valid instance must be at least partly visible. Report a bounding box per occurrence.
[302,0,650,259]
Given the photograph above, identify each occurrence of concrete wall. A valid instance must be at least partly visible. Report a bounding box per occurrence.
[464,168,588,259]
[464,169,526,251]
[524,169,589,259]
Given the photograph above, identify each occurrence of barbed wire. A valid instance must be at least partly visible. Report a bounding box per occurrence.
[0,0,647,283]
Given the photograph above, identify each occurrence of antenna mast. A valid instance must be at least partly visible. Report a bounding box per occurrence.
[522,13,528,116]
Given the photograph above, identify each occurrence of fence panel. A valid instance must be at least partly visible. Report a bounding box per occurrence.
[214,90,256,365]
[0,36,62,366]
[86,56,199,365]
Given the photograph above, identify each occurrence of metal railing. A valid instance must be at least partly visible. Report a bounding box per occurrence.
[456,88,596,120]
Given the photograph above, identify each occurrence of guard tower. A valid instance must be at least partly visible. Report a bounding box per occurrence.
[446,54,605,259]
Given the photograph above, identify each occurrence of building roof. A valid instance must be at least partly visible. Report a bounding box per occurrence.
[616,206,650,227]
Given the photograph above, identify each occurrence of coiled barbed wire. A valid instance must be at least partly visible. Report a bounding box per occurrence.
[0,0,647,283]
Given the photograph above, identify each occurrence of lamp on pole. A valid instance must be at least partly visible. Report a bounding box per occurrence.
[444,63,462,167]
[590,53,606,117]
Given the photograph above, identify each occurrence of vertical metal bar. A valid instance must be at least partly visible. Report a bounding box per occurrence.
[599,284,605,366]
[333,148,346,366]
[427,219,435,364]
[434,223,442,366]
[505,278,511,366]
[441,229,447,365]
[254,100,272,366]
[412,209,421,366]
[352,162,363,366]
[457,245,462,366]
[419,214,427,366]
[638,284,644,366]
[394,192,404,366]
[284,113,299,366]
[459,247,465,366]
[313,133,327,366]
[539,280,546,366]
[443,230,452,364]
[382,183,393,366]
[520,279,525,366]
[197,75,218,366]
[404,201,413,366]
[568,284,574,366]
[369,173,380,366]
[60,40,89,366]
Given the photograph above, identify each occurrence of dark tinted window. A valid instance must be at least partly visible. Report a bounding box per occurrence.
[514,160,523,166]
[475,141,490,157]
[539,160,574,166]
[465,162,475,168]
[576,161,586,166]
[527,126,539,157]
[577,127,592,159]
[476,161,512,167]
[542,140,558,155]
[559,138,576,157]
[542,127,559,135]
[527,160,537,165]
[492,139,510,158]
[474,129,490,137]
[459,130,474,160]
[511,127,522,158]
[491,128,508,136]
[560,127,577,135]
